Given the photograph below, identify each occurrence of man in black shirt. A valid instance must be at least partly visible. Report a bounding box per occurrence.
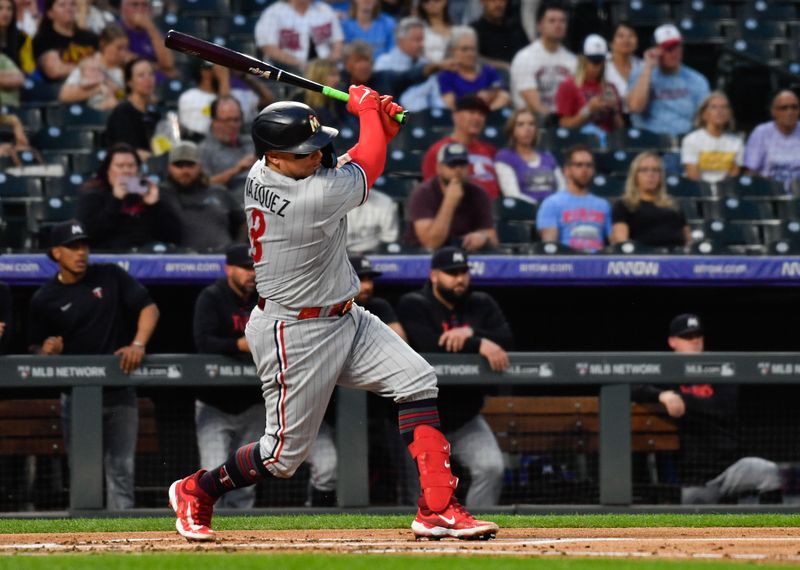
[398,247,511,507]
[633,314,782,504]
[28,220,160,509]
[470,0,529,70]
[193,243,261,508]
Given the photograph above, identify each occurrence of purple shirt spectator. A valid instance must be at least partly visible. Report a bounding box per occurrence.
[437,64,502,100]
[495,147,560,203]
[743,121,800,192]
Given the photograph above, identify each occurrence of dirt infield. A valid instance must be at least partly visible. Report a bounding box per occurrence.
[3,527,800,562]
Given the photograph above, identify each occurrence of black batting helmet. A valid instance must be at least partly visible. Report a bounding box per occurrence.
[252,101,338,158]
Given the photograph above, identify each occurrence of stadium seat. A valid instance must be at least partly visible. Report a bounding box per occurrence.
[391,124,441,152]
[485,107,512,132]
[767,238,800,255]
[734,19,786,42]
[217,13,260,39]
[6,107,43,134]
[157,13,209,37]
[607,240,670,255]
[145,154,170,178]
[678,17,726,44]
[665,175,713,198]
[743,1,797,21]
[594,150,634,176]
[701,219,763,252]
[607,128,674,152]
[719,197,776,221]
[497,220,533,246]
[46,104,110,130]
[687,239,724,255]
[233,0,273,16]
[678,1,732,21]
[541,127,600,153]
[675,197,701,221]
[47,173,87,198]
[384,148,423,175]
[763,219,800,244]
[70,149,107,175]
[0,203,33,250]
[415,107,453,131]
[527,240,579,255]
[371,176,417,201]
[225,37,257,56]
[156,78,187,106]
[727,39,783,64]
[590,174,625,200]
[480,123,503,145]
[718,175,784,198]
[20,79,61,104]
[32,127,95,153]
[619,1,672,24]
[493,196,537,221]
[0,174,43,200]
[177,0,230,16]
[36,196,76,223]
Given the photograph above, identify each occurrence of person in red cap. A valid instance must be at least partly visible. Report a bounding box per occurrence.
[627,23,710,136]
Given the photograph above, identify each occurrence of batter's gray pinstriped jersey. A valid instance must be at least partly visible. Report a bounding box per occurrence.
[244,159,368,308]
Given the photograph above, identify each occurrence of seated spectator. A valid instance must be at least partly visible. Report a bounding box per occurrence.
[627,24,710,137]
[159,141,245,252]
[633,314,782,505]
[469,0,528,71]
[105,57,159,160]
[255,0,343,73]
[1,0,34,75]
[178,61,230,139]
[373,16,448,112]
[604,22,641,112]
[419,0,452,63]
[76,142,180,250]
[510,1,576,119]
[398,246,510,507]
[611,152,689,249]
[346,188,400,252]
[75,0,114,34]
[341,0,396,58]
[555,34,623,135]
[198,96,257,190]
[59,23,127,110]
[0,112,31,164]
[536,144,610,252]
[495,108,564,204]
[422,95,501,199]
[299,58,348,127]
[682,91,743,186]
[33,0,98,82]
[437,26,509,111]
[406,142,498,251]
[118,0,175,78]
[743,89,800,193]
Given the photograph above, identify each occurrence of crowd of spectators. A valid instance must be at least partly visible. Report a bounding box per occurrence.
[1,0,800,256]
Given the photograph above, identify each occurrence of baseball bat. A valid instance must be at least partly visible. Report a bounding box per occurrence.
[164,30,407,124]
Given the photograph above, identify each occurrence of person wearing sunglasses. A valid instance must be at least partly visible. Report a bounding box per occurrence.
[627,23,710,136]
[632,314,782,505]
[743,89,800,193]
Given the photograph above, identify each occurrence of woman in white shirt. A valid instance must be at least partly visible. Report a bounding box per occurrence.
[417,0,451,63]
[681,91,743,185]
[604,22,641,110]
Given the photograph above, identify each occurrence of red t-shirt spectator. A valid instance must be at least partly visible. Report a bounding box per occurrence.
[404,177,495,246]
[555,78,622,133]
[422,137,501,199]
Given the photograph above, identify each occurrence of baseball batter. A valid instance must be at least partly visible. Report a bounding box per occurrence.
[169,85,498,541]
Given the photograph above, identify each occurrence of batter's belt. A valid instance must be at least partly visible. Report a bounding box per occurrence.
[257,296,354,321]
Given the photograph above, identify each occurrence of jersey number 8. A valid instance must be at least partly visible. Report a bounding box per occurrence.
[249,209,267,263]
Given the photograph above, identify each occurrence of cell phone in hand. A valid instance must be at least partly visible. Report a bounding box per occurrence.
[121,176,149,195]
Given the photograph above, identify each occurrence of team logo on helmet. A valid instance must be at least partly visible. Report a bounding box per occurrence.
[308,114,320,133]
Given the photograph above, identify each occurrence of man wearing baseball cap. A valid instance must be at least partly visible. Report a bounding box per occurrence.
[398,246,512,507]
[421,95,502,199]
[406,142,499,251]
[628,23,710,136]
[632,313,782,504]
[28,219,160,509]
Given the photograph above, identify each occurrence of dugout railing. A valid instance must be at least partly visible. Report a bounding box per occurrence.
[0,352,798,512]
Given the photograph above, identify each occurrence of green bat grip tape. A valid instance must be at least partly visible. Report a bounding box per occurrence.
[322,86,407,124]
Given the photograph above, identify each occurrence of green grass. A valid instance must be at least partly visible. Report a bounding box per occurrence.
[0,555,794,570]
[0,513,799,534]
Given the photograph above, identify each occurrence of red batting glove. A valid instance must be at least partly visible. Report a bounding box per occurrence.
[378,94,404,141]
[346,84,380,117]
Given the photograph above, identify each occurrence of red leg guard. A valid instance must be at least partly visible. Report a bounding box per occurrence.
[408,425,458,512]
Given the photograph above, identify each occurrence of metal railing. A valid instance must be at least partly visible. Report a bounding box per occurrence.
[1,352,799,511]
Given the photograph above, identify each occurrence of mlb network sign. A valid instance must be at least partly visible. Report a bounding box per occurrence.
[606,261,660,277]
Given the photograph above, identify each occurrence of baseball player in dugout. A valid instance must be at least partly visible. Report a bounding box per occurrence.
[28,220,160,509]
[398,247,512,507]
[192,244,261,509]
[169,84,499,541]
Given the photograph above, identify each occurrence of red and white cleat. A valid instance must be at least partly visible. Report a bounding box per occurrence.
[411,497,499,540]
[168,469,217,541]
